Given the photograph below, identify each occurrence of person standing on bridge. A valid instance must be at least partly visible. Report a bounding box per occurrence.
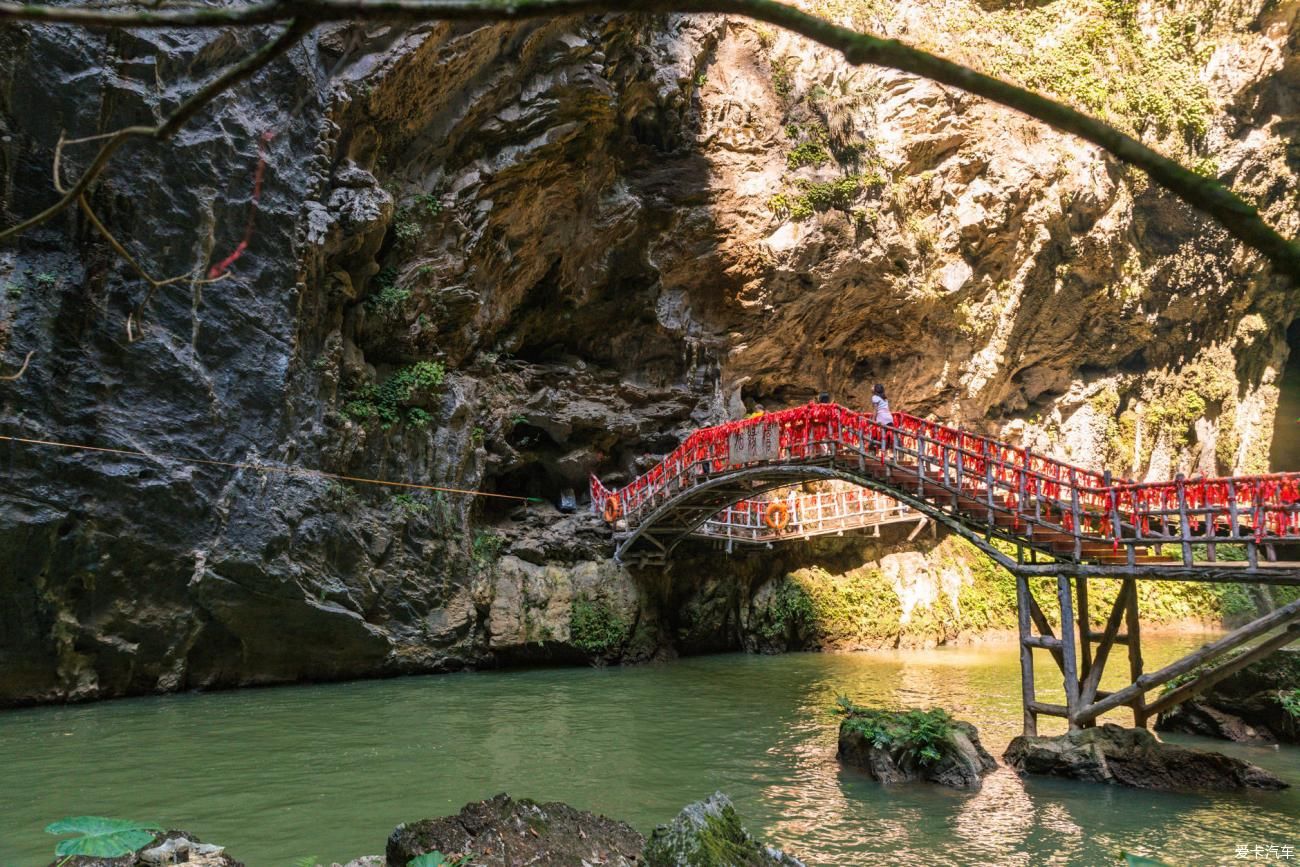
[872,383,895,454]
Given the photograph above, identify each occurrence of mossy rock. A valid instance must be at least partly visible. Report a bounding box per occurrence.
[643,793,804,867]
[387,793,644,866]
[836,703,996,789]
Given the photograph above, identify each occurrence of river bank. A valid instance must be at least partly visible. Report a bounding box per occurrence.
[3,518,1257,710]
[6,637,1298,866]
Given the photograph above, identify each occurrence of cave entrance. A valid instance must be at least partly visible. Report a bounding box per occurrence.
[1269,318,1300,472]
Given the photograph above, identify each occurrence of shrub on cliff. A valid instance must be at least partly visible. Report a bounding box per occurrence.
[570,596,628,655]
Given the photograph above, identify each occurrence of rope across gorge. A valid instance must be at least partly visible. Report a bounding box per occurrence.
[590,402,1300,545]
[0,433,541,502]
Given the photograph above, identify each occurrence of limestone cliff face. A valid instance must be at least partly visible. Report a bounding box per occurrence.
[0,2,1296,705]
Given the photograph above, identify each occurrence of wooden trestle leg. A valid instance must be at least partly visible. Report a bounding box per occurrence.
[1015,571,1037,736]
[1058,575,1081,730]
[1124,577,1145,726]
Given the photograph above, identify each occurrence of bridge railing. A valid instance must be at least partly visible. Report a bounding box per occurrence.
[591,402,1300,567]
[695,487,914,543]
[1088,473,1300,567]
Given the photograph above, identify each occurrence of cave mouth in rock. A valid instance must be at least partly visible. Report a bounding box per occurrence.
[1269,318,1300,473]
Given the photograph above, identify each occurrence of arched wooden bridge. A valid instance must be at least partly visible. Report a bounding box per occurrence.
[590,402,1300,735]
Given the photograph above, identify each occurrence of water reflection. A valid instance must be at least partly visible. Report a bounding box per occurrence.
[1,638,1296,866]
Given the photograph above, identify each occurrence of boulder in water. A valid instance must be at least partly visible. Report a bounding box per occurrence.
[1004,723,1288,791]
[1155,648,1299,745]
[836,703,997,789]
[643,792,804,867]
[385,793,644,867]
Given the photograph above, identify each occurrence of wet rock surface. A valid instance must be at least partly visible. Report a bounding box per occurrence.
[642,792,805,867]
[1155,648,1300,745]
[385,793,645,867]
[837,706,997,789]
[1003,723,1289,791]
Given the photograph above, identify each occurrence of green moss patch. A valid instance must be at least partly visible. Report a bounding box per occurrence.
[570,597,628,655]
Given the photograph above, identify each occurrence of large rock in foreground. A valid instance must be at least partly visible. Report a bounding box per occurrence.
[1155,649,1299,745]
[46,830,242,867]
[385,794,644,867]
[643,793,804,867]
[1004,724,1288,791]
[837,705,997,789]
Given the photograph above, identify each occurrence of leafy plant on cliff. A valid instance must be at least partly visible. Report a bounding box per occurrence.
[769,54,797,98]
[471,530,504,569]
[834,698,954,766]
[414,192,444,218]
[45,816,161,865]
[365,265,409,316]
[787,140,830,170]
[323,481,359,511]
[344,361,446,429]
[768,176,869,222]
[392,207,421,244]
[760,577,817,642]
[570,596,628,655]
[392,492,431,517]
[1280,689,1300,720]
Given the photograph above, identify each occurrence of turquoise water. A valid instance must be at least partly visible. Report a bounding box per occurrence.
[2,634,1298,866]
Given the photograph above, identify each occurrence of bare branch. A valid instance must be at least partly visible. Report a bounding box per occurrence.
[0,350,35,381]
[0,0,1297,278]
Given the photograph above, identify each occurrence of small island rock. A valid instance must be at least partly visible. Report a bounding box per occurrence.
[837,704,997,789]
[1004,723,1288,791]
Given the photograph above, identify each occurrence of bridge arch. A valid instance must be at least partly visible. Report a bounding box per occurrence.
[611,464,1007,567]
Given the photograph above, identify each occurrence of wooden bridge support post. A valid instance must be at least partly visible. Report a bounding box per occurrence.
[1075,576,1092,686]
[1015,571,1038,736]
[1123,576,1146,726]
[1057,575,1082,730]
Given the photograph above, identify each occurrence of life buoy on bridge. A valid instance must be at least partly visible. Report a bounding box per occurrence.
[603,497,622,523]
[764,501,791,531]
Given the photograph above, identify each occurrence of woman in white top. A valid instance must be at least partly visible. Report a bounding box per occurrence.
[871,383,894,453]
[871,383,893,425]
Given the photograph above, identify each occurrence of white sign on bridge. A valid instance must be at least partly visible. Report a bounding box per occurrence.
[728,425,780,466]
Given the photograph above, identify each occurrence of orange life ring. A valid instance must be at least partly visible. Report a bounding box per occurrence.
[603,497,622,523]
[764,501,791,531]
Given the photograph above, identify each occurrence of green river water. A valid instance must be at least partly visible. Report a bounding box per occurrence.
[3,633,1298,866]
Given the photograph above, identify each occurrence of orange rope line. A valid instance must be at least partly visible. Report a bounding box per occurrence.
[0,433,539,501]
